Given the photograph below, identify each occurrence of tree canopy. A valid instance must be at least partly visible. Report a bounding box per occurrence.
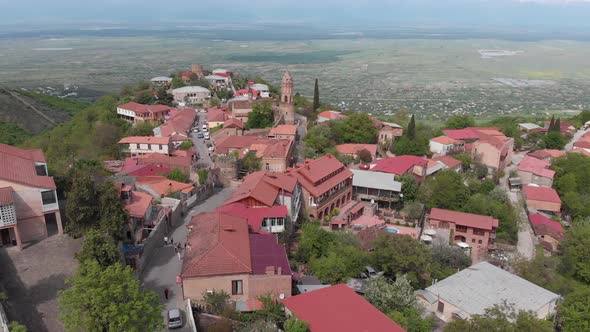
[313,78,320,111]
[246,100,274,129]
[166,167,190,183]
[58,260,162,332]
[76,229,120,268]
[331,113,378,144]
[552,153,590,220]
[445,115,476,129]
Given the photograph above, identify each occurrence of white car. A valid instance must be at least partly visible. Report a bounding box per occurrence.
[208,145,215,152]
[202,125,208,132]
[167,308,183,329]
[204,132,210,140]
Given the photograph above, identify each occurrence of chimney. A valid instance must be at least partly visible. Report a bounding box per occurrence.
[265,266,275,275]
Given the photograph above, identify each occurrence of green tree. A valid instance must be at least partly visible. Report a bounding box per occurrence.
[365,275,417,313]
[407,115,416,140]
[295,222,336,263]
[310,245,367,283]
[65,168,99,236]
[554,117,562,132]
[473,163,489,179]
[445,115,475,129]
[76,229,119,267]
[97,181,128,240]
[58,260,162,332]
[240,151,262,174]
[560,225,590,284]
[548,115,556,132]
[284,317,308,332]
[419,170,469,210]
[210,96,221,107]
[388,307,433,332]
[304,124,335,156]
[8,321,27,332]
[370,234,433,287]
[171,77,185,89]
[126,122,156,136]
[135,91,153,104]
[543,131,566,149]
[246,100,274,129]
[313,78,320,111]
[357,148,373,163]
[431,245,471,280]
[559,286,590,332]
[166,167,190,183]
[391,136,428,156]
[178,140,193,150]
[202,290,232,316]
[399,174,419,201]
[453,153,472,171]
[197,169,209,185]
[332,113,378,144]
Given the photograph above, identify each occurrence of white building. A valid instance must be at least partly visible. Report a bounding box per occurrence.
[150,76,173,86]
[118,136,172,156]
[171,86,211,106]
[250,83,270,98]
[429,135,465,155]
[205,75,229,88]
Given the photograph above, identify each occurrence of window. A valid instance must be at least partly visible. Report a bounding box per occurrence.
[472,239,476,243]
[437,301,445,313]
[473,229,485,236]
[478,239,482,244]
[231,280,243,295]
[265,163,270,170]
[455,225,468,233]
[41,190,57,205]
[148,144,152,150]
[159,144,163,150]
[35,164,47,176]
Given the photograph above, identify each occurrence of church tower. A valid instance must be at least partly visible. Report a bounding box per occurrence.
[279,70,296,125]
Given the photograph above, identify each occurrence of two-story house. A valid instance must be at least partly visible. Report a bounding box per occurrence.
[116,102,171,124]
[289,154,353,221]
[369,155,428,183]
[181,212,292,310]
[429,136,465,156]
[217,203,288,234]
[0,144,63,248]
[118,136,172,156]
[428,208,499,259]
[224,171,302,224]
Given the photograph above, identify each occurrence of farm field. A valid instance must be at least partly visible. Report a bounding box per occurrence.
[1,34,590,119]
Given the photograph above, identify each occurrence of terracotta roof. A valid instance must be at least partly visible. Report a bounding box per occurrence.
[268,125,297,137]
[0,187,14,205]
[249,233,292,275]
[523,185,562,204]
[207,107,231,123]
[433,156,462,169]
[430,208,499,231]
[443,128,480,140]
[335,144,377,157]
[431,135,462,145]
[289,154,353,197]
[137,154,192,170]
[0,144,56,189]
[123,191,153,219]
[214,135,259,155]
[529,214,563,240]
[232,100,254,110]
[235,88,260,98]
[182,212,252,278]
[370,155,427,175]
[226,171,297,206]
[160,109,196,137]
[135,176,194,197]
[574,140,590,149]
[528,149,566,160]
[517,156,555,179]
[249,139,293,159]
[223,118,244,129]
[117,102,170,115]
[118,136,171,145]
[544,120,575,134]
[282,284,405,332]
[317,110,347,120]
[217,203,288,231]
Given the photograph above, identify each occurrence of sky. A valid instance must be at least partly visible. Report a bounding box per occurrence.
[2,0,590,30]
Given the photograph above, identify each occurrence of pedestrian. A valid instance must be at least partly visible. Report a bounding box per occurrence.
[184,242,187,249]
[174,245,178,254]
[177,251,181,260]
[164,288,169,300]
[164,236,168,246]
[170,237,173,245]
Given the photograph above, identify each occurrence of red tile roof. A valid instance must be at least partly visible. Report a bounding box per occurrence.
[443,128,480,140]
[225,171,297,207]
[317,110,347,120]
[544,120,575,134]
[235,88,260,98]
[123,191,153,219]
[282,284,405,332]
[430,208,499,231]
[249,232,292,275]
[117,102,171,115]
[217,203,288,231]
[135,176,194,197]
[433,156,462,169]
[335,144,377,157]
[431,135,462,145]
[370,155,427,175]
[223,118,245,129]
[251,139,293,159]
[160,109,196,137]
[517,156,555,179]
[269,125,297,137]
[527,149,566,160]
[523,185,562,204]
[0,187,15,205]
[137,154,192,170]
[182,212,252,278]
[289,154,353,197]
[574,140,590,149]
[0,144,56,189]
[207,107,231,123]
[118,136,171,145]
[529,214,563,240]
[214,135,259,154]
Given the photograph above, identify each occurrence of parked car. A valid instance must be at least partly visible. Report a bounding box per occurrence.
[167,308,183,329]
[208,144,215,152]
[202,124,208,132]
[204,132,210,140]
[196,132,204,139]
[359,164,370,170]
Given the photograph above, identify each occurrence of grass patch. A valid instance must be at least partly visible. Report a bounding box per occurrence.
[18,91,91,116]
[0,121,32,145]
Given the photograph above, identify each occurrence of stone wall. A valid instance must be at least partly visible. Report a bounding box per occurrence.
[215,155,239,187]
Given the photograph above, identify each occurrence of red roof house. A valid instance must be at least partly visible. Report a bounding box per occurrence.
[181,212,292,306]
[529,214,564,252]
[317,110,347,123]
[370,155,428,181]
[433,156,462,171]
[517,156,555,187]
[528,149,566,161]
[282,284,405,332]
[268,125,298,139]
[217,202,288,233]
[523,185,562,213]
[335,144,377,161]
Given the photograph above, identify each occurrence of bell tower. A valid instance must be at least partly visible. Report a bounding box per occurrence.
[279,70,295,125]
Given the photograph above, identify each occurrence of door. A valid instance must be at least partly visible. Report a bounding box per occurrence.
[0,228,11,245]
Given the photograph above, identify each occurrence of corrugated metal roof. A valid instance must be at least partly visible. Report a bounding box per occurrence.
[351,169,401,192]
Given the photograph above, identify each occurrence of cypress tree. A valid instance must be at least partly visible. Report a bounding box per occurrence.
[407,115,416,140]
[313,78,320,111]
[548,115,555,132]
[554,118,561,133]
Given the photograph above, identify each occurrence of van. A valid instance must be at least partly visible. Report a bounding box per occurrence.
[202,124,208,132]
[204,132,210,140]
[167,308,183,329]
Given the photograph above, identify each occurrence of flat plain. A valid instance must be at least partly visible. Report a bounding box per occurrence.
[2,34,590,119]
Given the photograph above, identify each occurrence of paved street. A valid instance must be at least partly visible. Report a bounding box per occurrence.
[565,127,590,151]
[140,188,233,331]
[192,111,213,167]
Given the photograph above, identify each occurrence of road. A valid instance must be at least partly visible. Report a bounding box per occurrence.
[192,111,213,167]
[500,152,535,260]
[140,188,233,331]
[565,127,590,151]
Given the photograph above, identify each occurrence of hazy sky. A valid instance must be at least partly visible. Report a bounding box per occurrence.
[2,0,590,30]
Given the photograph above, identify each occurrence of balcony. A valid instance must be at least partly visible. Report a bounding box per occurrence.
[0,204,17,228]
[316,185,351,209]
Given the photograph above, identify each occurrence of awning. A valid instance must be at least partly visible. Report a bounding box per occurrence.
[452,310,470,320]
